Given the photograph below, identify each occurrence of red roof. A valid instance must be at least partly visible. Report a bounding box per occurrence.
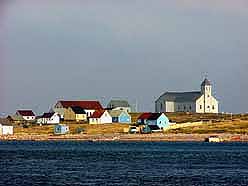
[17,110,35,116]
[59,101,103,110]
[138,112,153,120]
[90,111,105,118]
[41,112,55,118]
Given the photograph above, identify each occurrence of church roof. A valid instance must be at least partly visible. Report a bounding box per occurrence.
[201,78,211,86]
[158,91,202,103]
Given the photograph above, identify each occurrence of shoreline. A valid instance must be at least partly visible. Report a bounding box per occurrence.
[1,133,248,142]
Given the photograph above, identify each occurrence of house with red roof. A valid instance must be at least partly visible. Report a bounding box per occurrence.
[52,100,103,120]
[16,110,36,121]
[137,113,153,125]
[137,112,170,130]
[89,110,112,124]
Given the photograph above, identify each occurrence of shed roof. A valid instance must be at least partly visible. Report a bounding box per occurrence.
[58,100,103,110]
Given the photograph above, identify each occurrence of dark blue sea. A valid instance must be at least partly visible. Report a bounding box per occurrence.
[0,141,248,186]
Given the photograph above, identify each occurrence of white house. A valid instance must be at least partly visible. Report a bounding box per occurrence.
[52,100,103,119]
[16,110,36,121]
[89,110,112,124]
[37,112,60,124]
[155,78,219,113]
[0,124,14,135]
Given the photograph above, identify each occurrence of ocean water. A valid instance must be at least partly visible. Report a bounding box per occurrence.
[0,141,248,186]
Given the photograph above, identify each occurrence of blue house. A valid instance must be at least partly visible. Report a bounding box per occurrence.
[109,110,131,124]
[54,124,69,135]
[146,113,170,129]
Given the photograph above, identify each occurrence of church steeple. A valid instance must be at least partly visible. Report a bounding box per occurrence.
[201,78,212,96]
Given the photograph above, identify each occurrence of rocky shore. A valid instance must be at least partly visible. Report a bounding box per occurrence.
[1,133,248,142]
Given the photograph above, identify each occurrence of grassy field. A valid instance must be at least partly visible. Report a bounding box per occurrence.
[14,123,129,135]
[165,120,248,134]
[7,112,248,135]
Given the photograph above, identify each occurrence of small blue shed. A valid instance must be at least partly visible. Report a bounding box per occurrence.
[146,113,170,129]
[54,124,69,135]
[109,110,131,124]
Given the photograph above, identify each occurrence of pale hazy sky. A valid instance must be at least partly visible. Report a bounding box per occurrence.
[1,0,248,115]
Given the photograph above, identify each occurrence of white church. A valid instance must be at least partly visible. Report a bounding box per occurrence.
[155,78,219,113]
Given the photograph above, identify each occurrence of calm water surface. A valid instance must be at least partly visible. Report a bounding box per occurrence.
[0,141,248,186]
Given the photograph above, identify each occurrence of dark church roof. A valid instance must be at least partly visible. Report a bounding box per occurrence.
[158,91,202,103]
[201,78,211,86]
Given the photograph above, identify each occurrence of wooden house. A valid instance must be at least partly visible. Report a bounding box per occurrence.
[16,110,36,121]
[37,112,60,124]
[109,110,131,124]
[52,100,103,120]
[70,106,87,122]
[89,110,112,124]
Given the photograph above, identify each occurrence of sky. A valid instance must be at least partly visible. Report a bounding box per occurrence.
[1,0,248,115]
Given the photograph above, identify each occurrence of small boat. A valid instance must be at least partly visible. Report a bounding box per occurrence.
[205,136,223,143]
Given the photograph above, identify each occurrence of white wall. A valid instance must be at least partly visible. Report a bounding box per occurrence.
[1,125,14,135]
[100,111,112,124]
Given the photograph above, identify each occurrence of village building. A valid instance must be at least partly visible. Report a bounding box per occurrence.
[54,124,69,135]
[155,78,219,113]
[89,110,112,124]
[52,100,103,120]
[0,124,14,135]
[15,110,36,121]
[137,113,170,130]
[107,100,132,113]
[37,112,60,124]
[70,106,87,122]
[109,110,131,124]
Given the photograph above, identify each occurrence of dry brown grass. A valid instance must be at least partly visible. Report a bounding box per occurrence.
[14,123,129,135]
[165,120,248,134]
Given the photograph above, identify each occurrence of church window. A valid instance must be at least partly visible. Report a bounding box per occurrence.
[184,106,186,110]
[200,105,202,109]
[212,105,215,110]
[160,103,163,110]
[178,106,180,110]
[207,106,210,108]
[189,106,192,110]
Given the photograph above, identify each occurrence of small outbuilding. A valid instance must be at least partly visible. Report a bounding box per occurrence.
[0,124,14,135]
[54,124,69,135]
